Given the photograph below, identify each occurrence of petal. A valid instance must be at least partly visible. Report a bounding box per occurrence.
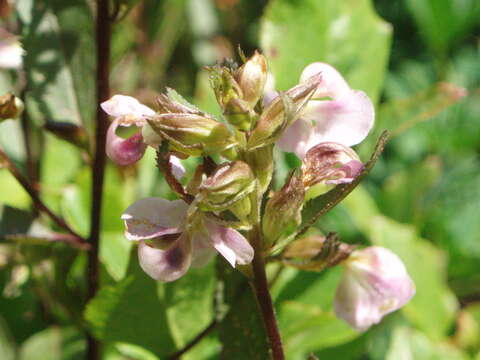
[304,90,374,148]
[300,62,350,99]
[170,156,185,181]
[106,119,147,165]
[138,234,192,282]
[190,231,216,268]
[101,95,155,126]
[277,117,315,159]
[122,198,188,241]
[334,246,415,331]
[0,29,24,69]
[206,221,254,267]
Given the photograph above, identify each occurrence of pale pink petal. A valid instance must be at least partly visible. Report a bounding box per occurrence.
[190,231,216,268]
[101,95,155,126]
[304,90,375,148]
[334,246,415,331]
[106,119,147,165]
[137,234,192,282]
[277,117,315,159]
[206,221,254,267]
[324,160,364,185]
[0,29,24,69]
[170,156,185,181]
[299,62,350,99]
[121,198,188,241]
[263,72,279,107]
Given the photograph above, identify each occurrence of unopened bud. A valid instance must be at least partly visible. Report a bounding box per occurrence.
[262,171,305,248]
[198,161,255,212]
[245,145,273,194]
[247,73,322,150]
[0,93,23,121]
[302,142,363,200]
[334,246,415,331]
[235,51,267,108]
[147,113,236,157]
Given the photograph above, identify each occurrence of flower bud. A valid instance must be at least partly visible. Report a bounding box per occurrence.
[0,93,23,121]
[197,161,255,212]
[106,119,147,166]
[235,51,268,108]
[147,113,237,157]
[301,142,364,200]
[245,145,273,194]
[262,171,305,248]
[334,246,415,331]
[247,73,322,150]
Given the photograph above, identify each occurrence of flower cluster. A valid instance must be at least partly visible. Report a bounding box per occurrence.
[103,51,414,331]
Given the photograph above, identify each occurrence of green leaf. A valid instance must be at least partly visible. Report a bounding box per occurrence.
[84,261,177,356]
[260,0,392,104]
[405,0,480,54]
[163,264,216,358]
[19,327,84,360]
[16,0,95,134]
[217,260,270,360]
[343,187,458,340]
[386,326,469,360]
[280,302,358,360]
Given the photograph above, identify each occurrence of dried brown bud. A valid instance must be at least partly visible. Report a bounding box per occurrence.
[0,93,23,121]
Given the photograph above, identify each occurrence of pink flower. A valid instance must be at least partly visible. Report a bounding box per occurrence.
[121,198,254,281]
[334,246,415,331]
[102,95,184,177]
[276,63,375,159]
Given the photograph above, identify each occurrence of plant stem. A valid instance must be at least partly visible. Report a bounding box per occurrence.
[0,147,89,249]
[248,189,285,360]
[86,0,111,358]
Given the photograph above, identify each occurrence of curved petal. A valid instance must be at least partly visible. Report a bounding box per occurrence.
[138,234,192,282]
[206,221,254,267]
[101,95,155,126]
[300,62,350,99]
[106,119,147,165]
[304,90,374,148]
[277,117,315,159]
[170,156,186,181]
[334,246,415,331]
[121,198,188,241]
[190,231,216,268]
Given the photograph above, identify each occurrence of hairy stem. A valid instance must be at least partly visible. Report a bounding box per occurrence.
[86,0,111,358]
[0,147,88,249]
[248,189,285,359]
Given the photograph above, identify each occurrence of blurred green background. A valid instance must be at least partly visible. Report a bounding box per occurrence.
[0,0,479,359]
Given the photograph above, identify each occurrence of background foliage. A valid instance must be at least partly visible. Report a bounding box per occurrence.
[0,0,479,358]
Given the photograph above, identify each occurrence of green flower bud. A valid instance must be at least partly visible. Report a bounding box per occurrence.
[245,145,273,194]
[262,171,305,248]
[147,113,237,157]
[247,74,321,150]
[197,161,255,212]
[0,93,23,121]
[235,51,267,108]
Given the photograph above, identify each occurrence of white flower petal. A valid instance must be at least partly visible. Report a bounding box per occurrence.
[101,95,155,126]
[122,198,188,241]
